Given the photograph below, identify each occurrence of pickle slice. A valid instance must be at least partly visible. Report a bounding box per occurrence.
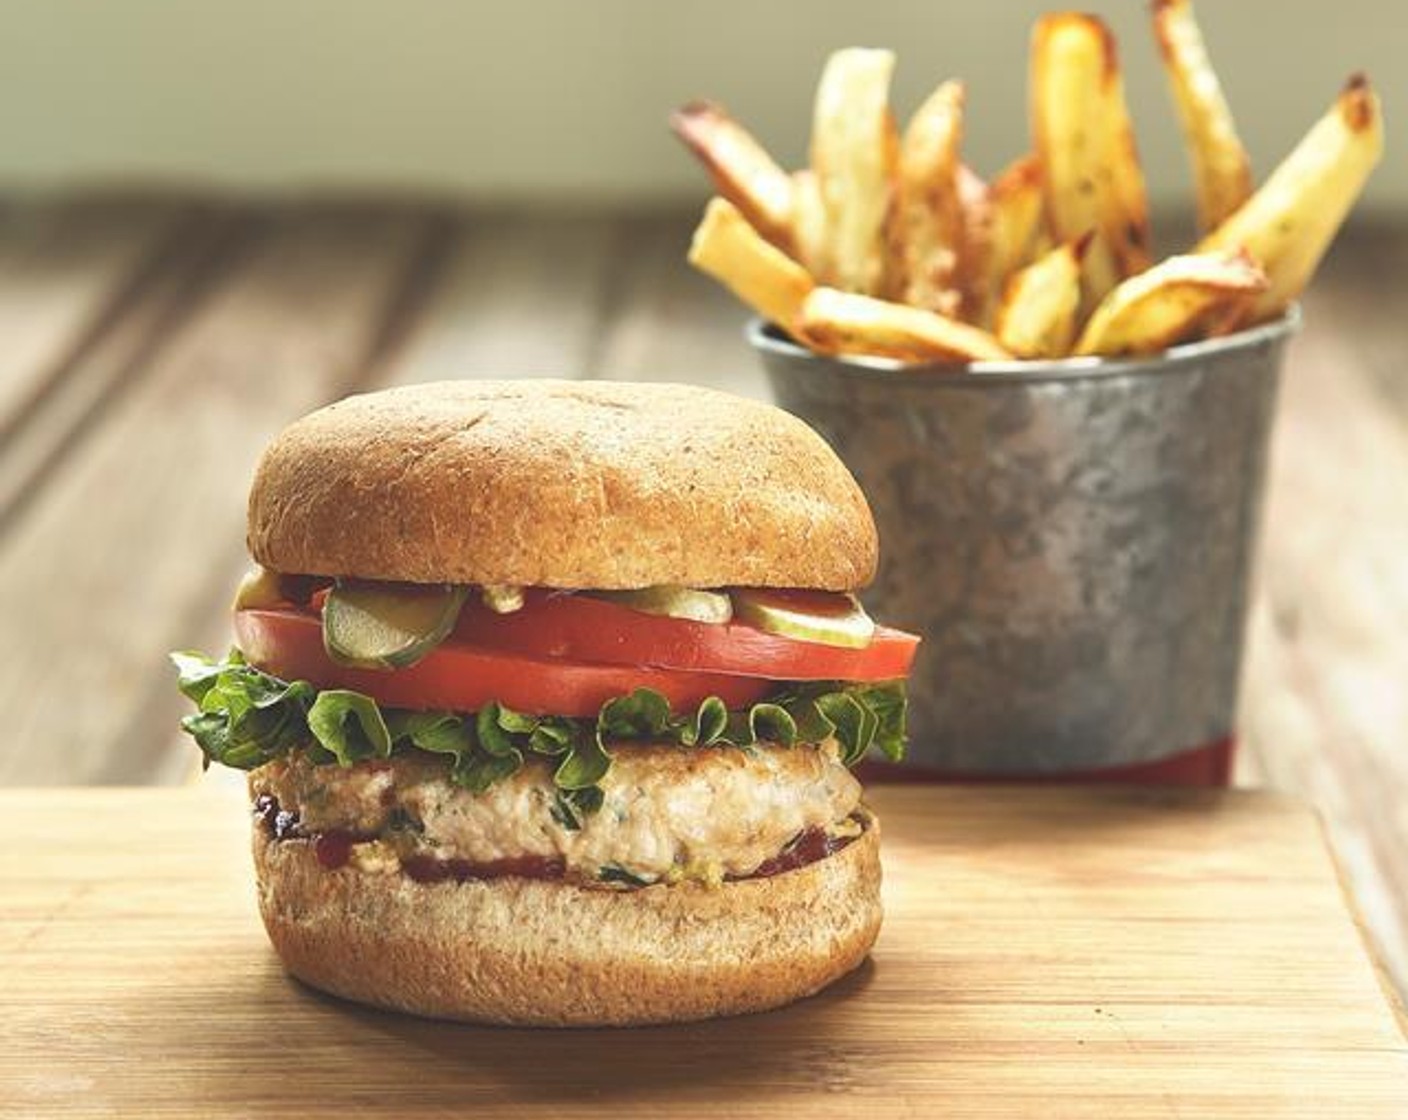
[591,586,733,625]
[730,589,876,649]
[323,582,469,670]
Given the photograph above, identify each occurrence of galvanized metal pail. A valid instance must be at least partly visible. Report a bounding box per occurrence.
[752,311,1299,778]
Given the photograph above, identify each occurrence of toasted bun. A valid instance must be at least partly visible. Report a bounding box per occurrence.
[247,380,876,590]
[253,810,881,1026]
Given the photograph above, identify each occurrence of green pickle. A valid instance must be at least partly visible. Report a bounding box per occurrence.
[323,582,469,669]
[730,589,875,649]
[591,586,733,624]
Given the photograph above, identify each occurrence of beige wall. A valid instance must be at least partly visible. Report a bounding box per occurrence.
[0,0,1400,211]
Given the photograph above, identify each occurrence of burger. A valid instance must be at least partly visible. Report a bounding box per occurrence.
[172,379,917,1026]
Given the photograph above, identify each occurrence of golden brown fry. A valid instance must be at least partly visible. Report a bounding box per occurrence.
[671,101,796,255]
[1199,75,1384,321]
[790,169,830,281]
[1102,64,1153,278]
[890,79,966,316]
[956,165,995,323]
[687,197,815,328]
[1074,249,1267,357]
[810,48,897,295]
[1153,0,1253,232]
[1029,228,1056,263]
[1031,14,1118,303]
[795,286,1012,364]
[994,235,1089,359]
[1030,14,1151,308]
[983,154,1045,321]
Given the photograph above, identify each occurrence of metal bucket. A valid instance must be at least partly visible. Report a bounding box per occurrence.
[752,311,1299,777]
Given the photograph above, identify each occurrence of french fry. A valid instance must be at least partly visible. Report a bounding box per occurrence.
[810,48,897,295]
[1074,250,1267,357]
[670,102,796,256]
[956,165,996,324]
[675,19,1380,368]
[1030,14,1151,309]
[1199,75,1384,321]
[1153,0,1253,232]
[687,197,815,328]
[1031,14,1118,304]
[795,287,1012,364]
[790,169,830,281]
[983,154,1045,321]
[890,79,966,316]
[1102,64,1153,278]
[994,235,1090,359]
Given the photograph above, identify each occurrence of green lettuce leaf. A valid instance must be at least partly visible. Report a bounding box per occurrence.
[383,710,473,758]
[306,690,392,766]
[171,650,907,814]
[598,689,672,739]
[678,695,729,747]
[171,650,315,770]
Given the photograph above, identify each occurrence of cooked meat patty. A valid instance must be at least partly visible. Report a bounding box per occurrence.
[251,739,862,885]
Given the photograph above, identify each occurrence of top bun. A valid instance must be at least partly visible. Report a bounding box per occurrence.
[247,380,877,590]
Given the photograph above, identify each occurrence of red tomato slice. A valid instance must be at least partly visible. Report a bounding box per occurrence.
[451,591,919,681]
[234,607,774,718]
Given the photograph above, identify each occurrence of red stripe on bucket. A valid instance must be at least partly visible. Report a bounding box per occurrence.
[856,738,1234,788]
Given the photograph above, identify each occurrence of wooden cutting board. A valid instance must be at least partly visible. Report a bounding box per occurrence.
[3,786,1404,1118]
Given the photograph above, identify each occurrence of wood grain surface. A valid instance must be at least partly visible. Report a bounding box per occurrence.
[0,196,190,442]
[2,786,1405,1119]
[0,195,1405,1012]
[0,205,434,786]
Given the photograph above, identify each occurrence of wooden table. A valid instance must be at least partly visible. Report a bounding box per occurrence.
[0,192,1405,1005]
[3,786,1405,1117]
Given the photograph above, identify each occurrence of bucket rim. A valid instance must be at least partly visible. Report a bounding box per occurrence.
[747,305,1301,387]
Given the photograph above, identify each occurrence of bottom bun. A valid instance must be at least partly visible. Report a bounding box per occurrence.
[253,810,882,1026]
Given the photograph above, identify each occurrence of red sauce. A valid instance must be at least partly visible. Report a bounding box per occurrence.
[314,831,359,870]
[855,737,1234,788]
[253,795,859,888]
[743,826,853,879]
[254,797,374,868]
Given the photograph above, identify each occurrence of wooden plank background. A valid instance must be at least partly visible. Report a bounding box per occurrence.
[0,192,1404,1006]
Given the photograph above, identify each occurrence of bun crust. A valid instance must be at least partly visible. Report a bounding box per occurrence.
[247,380,877,590]
[253,811,882,1026]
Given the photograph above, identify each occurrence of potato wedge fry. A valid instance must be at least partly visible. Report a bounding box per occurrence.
[688,198,815,328]
[956,164,996,323]
[983,154,1045,320]
[1102,65,1153,278]
[795,287,1012,364]
[671,101,796,255]
[1153,0,1253,232]
[1028,228,1056,265]
[790,169,830,281]
[1199,75,1384,321]
[1031,14,1119,304]
[1030,14,1151,308]
[890,79,966,316]
[994,235,1090,359]
[1074,250,1267,357]
[810,48,897,295]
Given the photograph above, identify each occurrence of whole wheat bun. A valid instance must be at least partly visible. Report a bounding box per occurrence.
[254,809,881,1026]
[247,379,877,590]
